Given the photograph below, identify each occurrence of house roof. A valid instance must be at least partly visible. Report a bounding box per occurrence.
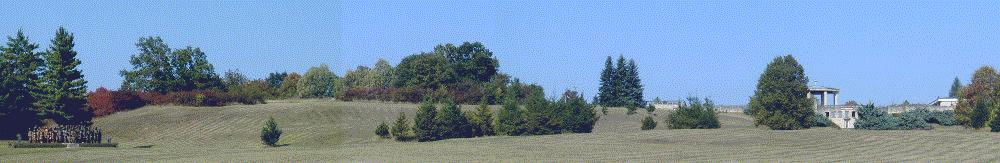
[808,85,840,92]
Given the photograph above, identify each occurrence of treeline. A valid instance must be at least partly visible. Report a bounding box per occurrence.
[323,42,543,104]
[377,90,599,142]
[0,28,90,139]
[87,37,273,116]
[90,41,547,118]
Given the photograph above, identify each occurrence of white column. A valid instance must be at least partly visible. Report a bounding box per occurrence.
[822,91,828,106]
[833,93,838,106]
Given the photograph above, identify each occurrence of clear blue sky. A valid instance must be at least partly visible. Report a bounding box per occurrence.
[2,1,998,105]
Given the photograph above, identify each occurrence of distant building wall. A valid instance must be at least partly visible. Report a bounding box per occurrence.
[883,105,954,114]
[818,105,857,128]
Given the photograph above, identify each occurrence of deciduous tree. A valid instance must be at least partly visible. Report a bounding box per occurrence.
[394,53,454,89]
[297,64,337,98]
[956,66,999,129]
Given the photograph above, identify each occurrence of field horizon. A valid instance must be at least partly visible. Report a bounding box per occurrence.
[2,100,998,161]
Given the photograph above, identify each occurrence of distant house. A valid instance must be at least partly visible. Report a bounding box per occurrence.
[883,98,956,114]
[930,98,958,107]
[810,85,857,129]
[651,100,681,111]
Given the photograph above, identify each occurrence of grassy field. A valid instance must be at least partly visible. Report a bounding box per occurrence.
[2,100,1000,161]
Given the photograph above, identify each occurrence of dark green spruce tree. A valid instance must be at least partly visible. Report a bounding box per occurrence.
[597,56,616,106]
[949,77,962,98]
[436,99,473,139]
[626,59,644,107]
[597,55,644,107]
[0,30,44,138]
[613,55,628,106]
[414,101,439,141]
[748,55,814,130]
[36,27,91,125]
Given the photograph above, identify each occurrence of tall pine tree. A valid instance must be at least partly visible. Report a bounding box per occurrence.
[614,55,628,106]
[626,59,644,106]
[596,55,644,107]
[37,27,91,125]
[0,30,44,138]
[949,77,962,98]
[597,56,615,106]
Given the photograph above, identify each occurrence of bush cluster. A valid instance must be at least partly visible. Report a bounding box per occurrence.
[813,113,834,127]
[139,90,265,107]
[641,116,657,130]
[666,97,720,129]
[384,89,598,142]
[928,110,958,126]
[87,87,268,116]
[856,104,932,130]
[375,122,391,138]
[87,87,145,117]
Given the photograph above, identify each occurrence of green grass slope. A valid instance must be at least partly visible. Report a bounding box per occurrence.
[2,100,999,161]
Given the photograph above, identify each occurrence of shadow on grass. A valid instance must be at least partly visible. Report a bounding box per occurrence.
[134,145,154,148]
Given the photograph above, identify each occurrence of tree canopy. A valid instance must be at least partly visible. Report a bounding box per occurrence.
[297,64,338,98]
[120,37,223,93]
[749,55,814,130]
[956,66,999,129]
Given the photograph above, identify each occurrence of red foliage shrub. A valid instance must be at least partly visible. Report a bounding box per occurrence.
[135,92,171,105]
[447,81,485,104]
[87,87,145,117]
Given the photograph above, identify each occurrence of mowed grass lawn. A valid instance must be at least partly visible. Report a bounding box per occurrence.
[2,100,1000,161]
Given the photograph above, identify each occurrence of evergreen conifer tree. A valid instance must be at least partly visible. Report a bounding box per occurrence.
[748,55,814,130]
[494,96,525,136]
[0,30,43,138]
[414,101,439,141]
[436,99,473,139]
[471,102,495,136]
[597,56,615,106]
[950,77,962,98]
[391,112,414,141]
[614,55,628,106]
[36,27,91,125]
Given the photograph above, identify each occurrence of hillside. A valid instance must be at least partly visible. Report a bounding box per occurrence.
[2,100,1000,161]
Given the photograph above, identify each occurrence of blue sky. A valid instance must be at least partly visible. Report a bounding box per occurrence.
[2,1,998,105]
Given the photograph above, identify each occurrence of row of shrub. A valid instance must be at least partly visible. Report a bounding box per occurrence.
[855,104,957,130]
[9,142,118,148]
[87,87,265,117]
[376,90,600,142]
[339,79,545,105]
[665,97,721,129]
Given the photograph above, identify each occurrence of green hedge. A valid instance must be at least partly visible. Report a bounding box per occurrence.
[9,143,118,148]
[80,143,118,147]
[9,143,65,148]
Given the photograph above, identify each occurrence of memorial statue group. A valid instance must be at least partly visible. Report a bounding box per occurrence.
[27,125,103,143]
